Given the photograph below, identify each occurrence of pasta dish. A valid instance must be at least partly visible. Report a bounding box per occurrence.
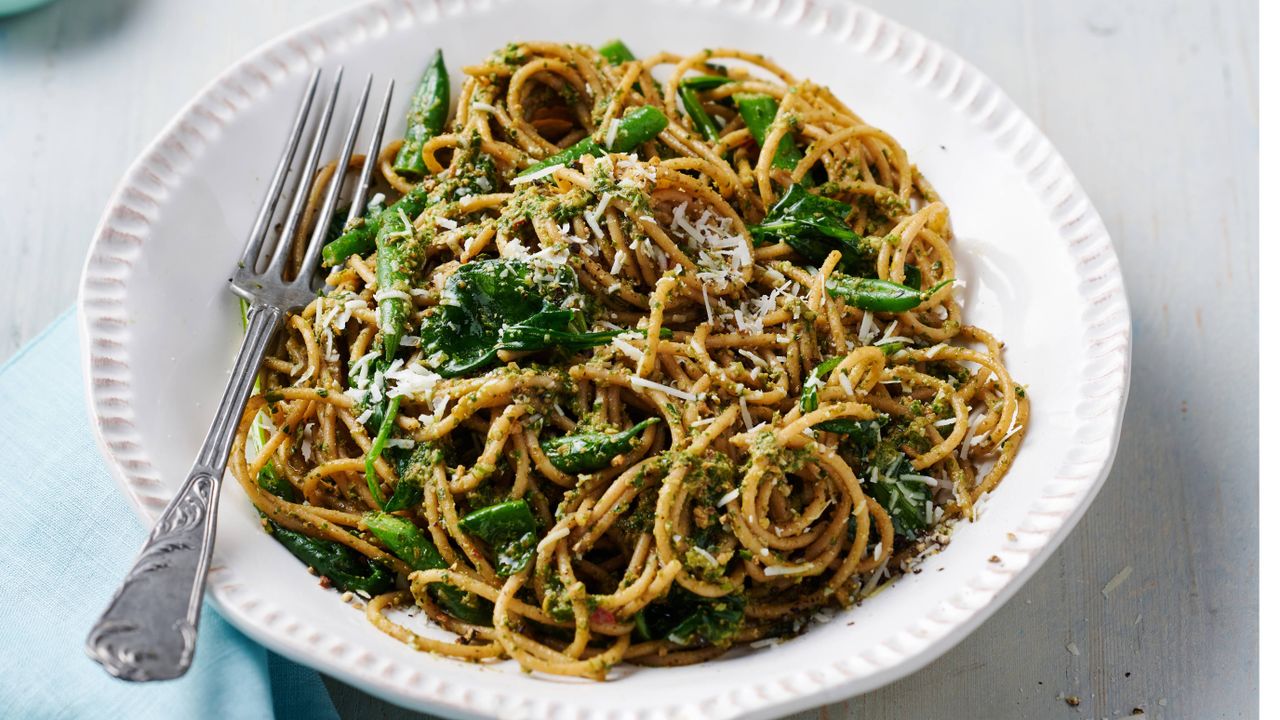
[229,39,1029,679]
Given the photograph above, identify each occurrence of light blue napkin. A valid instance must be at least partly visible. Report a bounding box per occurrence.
[0,309,341,720]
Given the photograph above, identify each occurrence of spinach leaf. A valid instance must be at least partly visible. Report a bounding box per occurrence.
[267,521,394,595]
[800,356,885,439]
[639,587,744,646]
[541,417,660,474]
[257,461,299,503]
[867,452,930,538]
[458,499,539,576]
[420,258,625,377]
[903,263,922,290]
[749,184,874,275]
[383,441,439,512]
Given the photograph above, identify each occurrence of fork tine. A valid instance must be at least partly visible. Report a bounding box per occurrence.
[345,78,396,227]
[295,74,374,285]
[264,67,344,278]
[239,68,322,272]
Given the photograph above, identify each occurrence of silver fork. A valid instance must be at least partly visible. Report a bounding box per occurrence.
[86,68,396,682]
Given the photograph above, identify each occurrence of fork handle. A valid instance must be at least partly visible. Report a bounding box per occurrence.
[86,304,284,681]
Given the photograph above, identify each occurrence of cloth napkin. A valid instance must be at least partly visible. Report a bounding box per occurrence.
[0,309,341,720]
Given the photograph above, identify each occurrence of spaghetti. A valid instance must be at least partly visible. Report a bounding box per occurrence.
[230,40,1029,679]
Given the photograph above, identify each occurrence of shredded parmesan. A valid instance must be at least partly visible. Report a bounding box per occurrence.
[611,336,645,363]
[763,563,813,577]
[690,546,719,567]
[511,163,564,184]
[838,371,854,395]
[373,289,411,302]
[716,488,740,507]
[875,335,914,346]
[604,118,621,149]
[739,396,755,430]
[858,311,877,344]
[629,376,696,401]
[900,472,938,487]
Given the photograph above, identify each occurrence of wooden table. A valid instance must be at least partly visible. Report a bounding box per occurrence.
[0,1,1257,717]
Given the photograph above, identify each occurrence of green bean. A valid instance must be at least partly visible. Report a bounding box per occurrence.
[678,76,732,140]
[679,83,721,140]
[364,396,401,507]
[516,105,668,178]
[598,39,636,65]
[541,417,660,474]
[267,521,394,595]
[824,274,954,312]
[392,50,450,176]
[323,185,429,267]
[375,209,421,359]
[733,93,805,173]
[609,105,669,153]
[321,221,375,267]
[681,75,733,92]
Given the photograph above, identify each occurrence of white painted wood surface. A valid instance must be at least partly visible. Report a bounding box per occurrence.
[0,0,1257,717]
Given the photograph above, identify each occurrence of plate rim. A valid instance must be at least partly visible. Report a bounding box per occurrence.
[76,0,1132,717]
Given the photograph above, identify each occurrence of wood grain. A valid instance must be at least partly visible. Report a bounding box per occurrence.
[0,0,1257,717]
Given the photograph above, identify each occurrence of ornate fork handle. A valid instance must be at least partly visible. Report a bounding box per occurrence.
[86,304,283,681]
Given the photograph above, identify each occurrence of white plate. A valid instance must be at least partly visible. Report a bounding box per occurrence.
[77,1,1131,718]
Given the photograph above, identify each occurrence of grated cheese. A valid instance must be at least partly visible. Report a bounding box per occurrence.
[373,289,411,302]
[511,163,564,184]
[716,488,740,507]
[739,396,755,430]
[858,311,877,344]
[900,472,938,487]
[690,546,719,567]
[611,336,645,363]
[763,563,813,577]
[838,371,854,395]
[874,335,914,346]
[604,118,621,149]
[630,376,696,401]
